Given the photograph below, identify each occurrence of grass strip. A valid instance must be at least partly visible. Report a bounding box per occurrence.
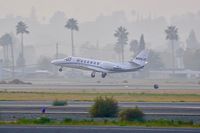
[0,117,200,128]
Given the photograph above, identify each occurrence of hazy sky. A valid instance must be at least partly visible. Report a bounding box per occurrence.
[0,0,199,22]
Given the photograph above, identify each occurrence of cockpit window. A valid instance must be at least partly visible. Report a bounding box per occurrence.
[65,57,72,61]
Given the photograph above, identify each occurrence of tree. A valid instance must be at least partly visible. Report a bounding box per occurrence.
[65,18,79,56]
[37,56,53,71]
[186,30,200,50]
[129,40,139,56]
[165,26,178,74]
[0,34,15,76]
[0,35,9,65]
[139,34,145,51]
[183,49,200,71]
[129,34,145,57]
[16,21,29,70]
[114,26,128,62]
[146,50,164,70]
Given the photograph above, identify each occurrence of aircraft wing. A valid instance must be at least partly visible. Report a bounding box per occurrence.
[85,65,108,73]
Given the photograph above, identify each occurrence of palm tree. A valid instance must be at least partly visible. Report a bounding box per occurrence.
[0,34,14,76]
[165,26,178,74]
[65,18,79,56]
[16,21,29,63]
[114,26,128,62]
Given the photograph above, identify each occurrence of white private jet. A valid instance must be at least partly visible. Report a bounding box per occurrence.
[51,50,149,78]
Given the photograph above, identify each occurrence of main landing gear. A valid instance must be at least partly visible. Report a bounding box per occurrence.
[91,71,95,78]
[90,72,107,78]
[101,72,107,78]
[59,67,63,72]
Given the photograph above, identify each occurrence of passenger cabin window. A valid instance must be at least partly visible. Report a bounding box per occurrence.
[97,62,100,65]
[87,61,89,64]
[65,57,72,61]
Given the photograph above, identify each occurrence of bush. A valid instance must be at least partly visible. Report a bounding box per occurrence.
[119,107,144,121]
[63,118,72,123]
[122,80,128,83]
[90,96,118,117]
[8,79,32,85]
[8,79,25,84]
[52,100,67,106]
[34,117,51,124]
[18,117,51,124]
[0,80,7,84]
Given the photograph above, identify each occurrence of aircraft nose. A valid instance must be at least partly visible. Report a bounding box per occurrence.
[51,60,57,65]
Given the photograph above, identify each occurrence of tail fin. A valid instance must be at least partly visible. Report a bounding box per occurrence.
[130,50,149,66]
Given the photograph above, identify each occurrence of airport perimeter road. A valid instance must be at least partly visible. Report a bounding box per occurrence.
[0,126,200,133]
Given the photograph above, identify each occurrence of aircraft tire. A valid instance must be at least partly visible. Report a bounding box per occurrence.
[101,72,107,78]
[59,68,62,72]
[91,72,95,78]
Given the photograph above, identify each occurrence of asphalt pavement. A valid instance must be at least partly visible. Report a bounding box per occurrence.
[1,101,200,122]
[1,101,200,115]
[0,83,199,91]
[0,126,200,133]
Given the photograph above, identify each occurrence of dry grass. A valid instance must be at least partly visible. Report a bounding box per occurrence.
[1,91,200,102]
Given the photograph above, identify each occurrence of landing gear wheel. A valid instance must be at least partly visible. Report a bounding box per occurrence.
[91,72,95,78]
[59,68,63,72]
[101,73,107,78]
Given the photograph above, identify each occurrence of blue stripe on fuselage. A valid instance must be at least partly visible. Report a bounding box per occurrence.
[59,61,143,73]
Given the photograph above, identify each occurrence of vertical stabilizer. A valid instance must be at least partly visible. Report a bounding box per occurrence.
[130,50,149,66]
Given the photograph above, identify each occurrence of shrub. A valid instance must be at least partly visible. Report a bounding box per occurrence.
[8,79,32,85]
[52,100,67,106]
[63,118,72,123]
[90,96,118,117]
[18,118,33,124]
[0,80,7,84]
[8,79,25,84]
[119,107,144,121]
[122,80,128,83]
[34,117,51,124]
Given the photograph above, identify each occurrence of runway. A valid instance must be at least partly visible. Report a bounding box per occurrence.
[0,83,200,91]
[0,126,200,133]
